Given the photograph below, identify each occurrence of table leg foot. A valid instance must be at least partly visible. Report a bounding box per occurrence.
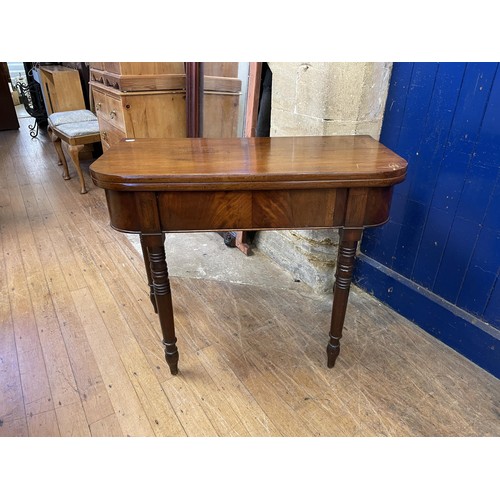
[326,340,340,368]
[326,228,362,369]
[163,340,179,375]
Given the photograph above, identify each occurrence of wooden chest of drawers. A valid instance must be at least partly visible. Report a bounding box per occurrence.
[89,63,241,150]
[91,83,187,150]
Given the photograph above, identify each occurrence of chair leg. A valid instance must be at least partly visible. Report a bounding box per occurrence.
[48,126,70,180]
[68,144,87,194]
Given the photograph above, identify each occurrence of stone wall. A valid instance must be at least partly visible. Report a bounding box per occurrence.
[254,62,392,293]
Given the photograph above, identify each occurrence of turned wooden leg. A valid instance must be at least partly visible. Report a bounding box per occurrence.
[327,228,362,368]
[142,233,179,375]
[48,127,70,179]
[68,144,87,194]
[140,233,162,313]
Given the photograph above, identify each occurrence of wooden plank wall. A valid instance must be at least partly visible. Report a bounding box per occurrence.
[355,63,500,376]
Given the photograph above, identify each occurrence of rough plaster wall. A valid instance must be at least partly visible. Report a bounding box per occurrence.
[254,62,392,293]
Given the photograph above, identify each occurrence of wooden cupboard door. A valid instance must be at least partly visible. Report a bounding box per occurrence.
[0,62,19,130]
[204,92,239,138]
[204,63,239,78]
[122,92,186,138]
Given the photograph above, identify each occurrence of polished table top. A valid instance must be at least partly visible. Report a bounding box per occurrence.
[90,135,407,191]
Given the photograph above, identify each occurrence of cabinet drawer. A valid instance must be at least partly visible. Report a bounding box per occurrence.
[105,93,126,131]
[98,118,126,150]
[92,88,108,121]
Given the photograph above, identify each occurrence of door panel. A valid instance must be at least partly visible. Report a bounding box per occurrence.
[0,62,20,130]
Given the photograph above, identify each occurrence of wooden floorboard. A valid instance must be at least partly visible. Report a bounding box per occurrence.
[0,124,499,438]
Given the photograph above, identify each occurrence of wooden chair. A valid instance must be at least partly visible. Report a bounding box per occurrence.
[47,110,101,194]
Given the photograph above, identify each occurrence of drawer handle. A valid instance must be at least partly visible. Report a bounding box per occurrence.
[102,131,107,140]
[109,110,117,119]
[96,102,102,111]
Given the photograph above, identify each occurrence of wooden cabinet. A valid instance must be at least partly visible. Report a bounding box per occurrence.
[89,62,242,150]
[0,62,19,130]
[35,65,85,115]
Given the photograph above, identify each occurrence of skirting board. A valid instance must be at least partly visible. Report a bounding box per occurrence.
[353,254,500,379]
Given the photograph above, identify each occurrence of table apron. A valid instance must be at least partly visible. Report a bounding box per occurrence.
[104,186,394,233]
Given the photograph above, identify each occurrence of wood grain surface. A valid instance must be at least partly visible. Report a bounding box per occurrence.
[90,136,407,191]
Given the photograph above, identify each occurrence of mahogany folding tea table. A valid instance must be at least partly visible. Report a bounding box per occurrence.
[90,136,407,375]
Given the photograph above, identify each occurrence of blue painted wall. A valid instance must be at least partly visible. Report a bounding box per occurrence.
[354,62,500,377]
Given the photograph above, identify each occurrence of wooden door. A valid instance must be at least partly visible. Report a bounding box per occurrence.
[0,62,19,130]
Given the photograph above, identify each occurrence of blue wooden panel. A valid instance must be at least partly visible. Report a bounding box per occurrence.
[432,217,481,303]
[388,64,442,276]
[397,63,439,134]
[483,179,500,232]
[432,63,497,215]
[484,277,500,329]
[455,163,498,223]
[360,221,401,268]
[357,62,500,375]
[431,147,473,214]
[392,63,439,200]
[391,200,427,275]
[380,63,414,150]
[359,228,379,256]
[447,63,497,147]
[457,227,500,317]
[474,67,500,167]
[388,191,406,224]
[411,207,455,288]
[408,64,466,208]
[360,191,407,267]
